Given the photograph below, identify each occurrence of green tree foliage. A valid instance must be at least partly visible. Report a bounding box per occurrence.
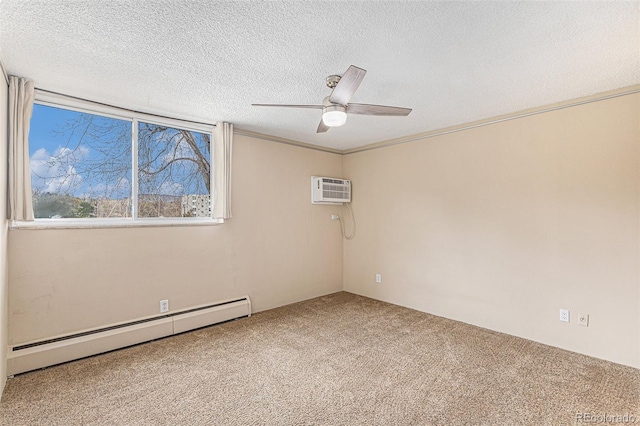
[75,200,95,218]
[33,192,78,218]
[32,190,98,219]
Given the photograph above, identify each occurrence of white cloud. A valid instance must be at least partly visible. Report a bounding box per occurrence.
[44,165,82,193]
[30,145,89,194]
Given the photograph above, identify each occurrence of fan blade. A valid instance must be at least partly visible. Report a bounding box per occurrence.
[252,104,323,109]
[329,65,366,106]
[317,119,330,133]
[347,103,412,116]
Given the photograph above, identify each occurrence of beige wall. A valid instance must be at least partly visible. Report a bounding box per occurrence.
[0,70,9,391]
[8,134,344,344]
[343,93,640,368]
[6,90,639,374]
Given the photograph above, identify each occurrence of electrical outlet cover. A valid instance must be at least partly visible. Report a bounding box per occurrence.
[578,313,589,327]
[559,309,570,323]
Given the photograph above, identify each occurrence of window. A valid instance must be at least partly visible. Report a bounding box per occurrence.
[28,97,215,224]
[137,122,210,218]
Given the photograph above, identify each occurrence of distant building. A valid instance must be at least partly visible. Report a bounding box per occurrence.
[182,194,211,217]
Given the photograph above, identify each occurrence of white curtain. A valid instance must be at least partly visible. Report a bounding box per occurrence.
[213,121,233,219]
[8,76,35,221]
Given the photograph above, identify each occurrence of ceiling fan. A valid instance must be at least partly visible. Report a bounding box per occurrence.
[252,65,412,133]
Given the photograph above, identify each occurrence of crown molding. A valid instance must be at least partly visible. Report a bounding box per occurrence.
[343,84,640,155]
[233,128,343,154]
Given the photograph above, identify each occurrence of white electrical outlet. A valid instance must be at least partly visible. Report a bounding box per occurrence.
[559,309,570,323]
[578,313,589,327]
[375,273,382,283]
[331,214,340,220]
[160,299,169,313]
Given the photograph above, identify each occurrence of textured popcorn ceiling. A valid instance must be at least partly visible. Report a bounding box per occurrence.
[1,1,638,150]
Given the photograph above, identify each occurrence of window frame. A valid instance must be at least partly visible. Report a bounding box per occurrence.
[12,90,221,229]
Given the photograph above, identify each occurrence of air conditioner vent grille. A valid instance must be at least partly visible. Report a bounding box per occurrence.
[322,178,345,184]
[312,176,351,204]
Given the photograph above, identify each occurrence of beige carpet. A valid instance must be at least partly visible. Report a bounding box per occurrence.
[0,292,638,425]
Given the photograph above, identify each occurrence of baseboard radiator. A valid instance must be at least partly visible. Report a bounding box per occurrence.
[7,296,251,376]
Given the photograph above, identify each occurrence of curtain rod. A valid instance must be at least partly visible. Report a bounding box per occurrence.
[35,87,216,128]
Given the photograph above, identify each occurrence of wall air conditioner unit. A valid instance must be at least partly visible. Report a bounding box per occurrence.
[311,176,351,204]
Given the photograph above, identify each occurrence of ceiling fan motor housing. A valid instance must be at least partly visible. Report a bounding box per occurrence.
[326,74,341,89]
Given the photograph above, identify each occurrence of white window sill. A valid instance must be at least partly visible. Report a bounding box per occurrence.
[10,217,224,230]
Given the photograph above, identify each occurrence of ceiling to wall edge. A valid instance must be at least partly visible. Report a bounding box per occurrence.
[237,84,640,156]
[233,129,343,155]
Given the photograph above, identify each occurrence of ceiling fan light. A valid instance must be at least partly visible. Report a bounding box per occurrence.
[322,110,347,127]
